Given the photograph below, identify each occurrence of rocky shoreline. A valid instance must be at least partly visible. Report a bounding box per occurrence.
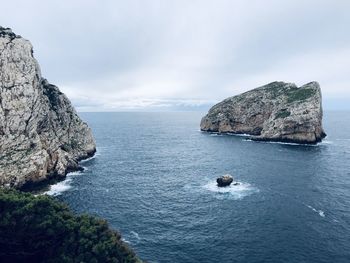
[20,149,96,192]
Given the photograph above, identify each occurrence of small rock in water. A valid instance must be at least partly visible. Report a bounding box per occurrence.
[217,174,234,187]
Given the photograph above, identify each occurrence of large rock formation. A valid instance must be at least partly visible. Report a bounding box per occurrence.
[0,27,96,189]
[201,81,326,144]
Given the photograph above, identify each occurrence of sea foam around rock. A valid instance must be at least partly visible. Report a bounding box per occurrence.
[202,180,259,200]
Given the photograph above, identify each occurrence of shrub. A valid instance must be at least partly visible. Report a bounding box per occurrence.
[0,189,141,263]
[275,110,291,119]
[287,88,315,103]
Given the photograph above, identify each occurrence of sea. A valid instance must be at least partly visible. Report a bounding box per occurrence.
[47,111,350,263]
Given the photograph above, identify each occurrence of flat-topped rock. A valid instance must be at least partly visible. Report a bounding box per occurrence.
[201,81,326,144]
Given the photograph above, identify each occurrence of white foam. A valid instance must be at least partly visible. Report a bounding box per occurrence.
[307,205,325,218]
[202,180,258,200]
[80,148,101,163]
[95,147,105,155]
[209,133,222,137]
[320,140,333,145]
[121,238,131,244]
[43,171,82,196]
[43,178,72,196]
[249,140,319,147]
[207,132,251,137]
[226,133,251,137]
[130,231,141,240]
[42,150,98,196]
[122,231,141,245]
[80,155,96,163]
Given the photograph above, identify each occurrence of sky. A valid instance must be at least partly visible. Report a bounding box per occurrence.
[1,0,350,111]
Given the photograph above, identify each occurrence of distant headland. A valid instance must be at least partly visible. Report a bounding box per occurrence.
[200,81,326,144]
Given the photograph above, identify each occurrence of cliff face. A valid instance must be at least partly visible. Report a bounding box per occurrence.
[0,27,96,189]
[200,81,326,144]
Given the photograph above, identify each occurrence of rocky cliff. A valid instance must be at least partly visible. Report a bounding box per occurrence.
[0,27,96,189]
[200,81,326,144]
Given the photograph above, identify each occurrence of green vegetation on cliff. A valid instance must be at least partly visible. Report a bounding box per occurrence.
[0,189,141,263]
[287,88,316,103]
[275,109,291,119]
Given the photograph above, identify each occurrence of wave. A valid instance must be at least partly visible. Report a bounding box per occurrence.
[80,147,101,163]
[226,133,251,137]
[121,231,141,246]
[80,155,96,163]
[244,139,320,147]
[306,205,325,218]
[320,140,333,145]
[43,170,83,196]
[202,180,258,200]
[43,149,99,196]
[130,231,141,240]
[121,238,131,244]
[206,131,251,137]
[43,178,72,196]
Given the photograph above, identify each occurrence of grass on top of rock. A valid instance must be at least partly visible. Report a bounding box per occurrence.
[287,88,316,103]
[275,110,291,119]
[0,189,141,263]
[259,81,289,99]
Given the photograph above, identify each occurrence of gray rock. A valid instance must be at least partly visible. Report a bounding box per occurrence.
[0,27,96,189]
[201,81,326,144]
[217,175,234,187]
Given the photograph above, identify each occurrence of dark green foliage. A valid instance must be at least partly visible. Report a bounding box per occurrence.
[287,88,316,103]
[275,110,291,119]
[0,189,141,263]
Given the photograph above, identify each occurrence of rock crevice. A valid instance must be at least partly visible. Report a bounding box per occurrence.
[0,27,96,189]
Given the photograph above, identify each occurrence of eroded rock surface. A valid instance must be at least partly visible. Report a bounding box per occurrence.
[201,81,326,144]
[217,175,234,187]
[0,27,96,189]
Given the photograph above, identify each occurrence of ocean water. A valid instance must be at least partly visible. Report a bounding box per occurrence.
[50,111,350,263]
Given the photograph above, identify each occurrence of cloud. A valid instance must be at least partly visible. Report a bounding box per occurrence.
[1,0,350,110]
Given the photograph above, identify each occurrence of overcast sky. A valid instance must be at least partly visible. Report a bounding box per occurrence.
[1,0,349,111]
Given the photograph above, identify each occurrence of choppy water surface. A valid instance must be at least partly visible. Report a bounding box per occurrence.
[50,111,350,263]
